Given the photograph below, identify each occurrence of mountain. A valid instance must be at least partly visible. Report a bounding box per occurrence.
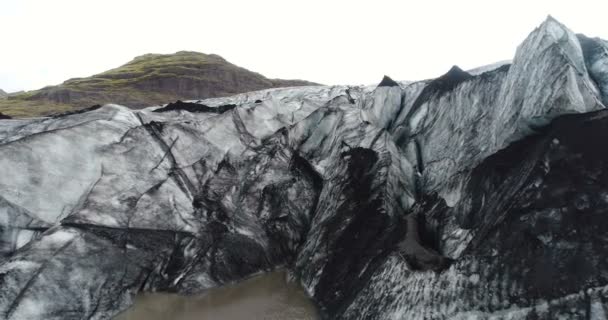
[0,90,7,119]
[2,17,608,320]
[0,51,318,118]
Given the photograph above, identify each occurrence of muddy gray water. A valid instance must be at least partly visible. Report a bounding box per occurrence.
[114,271,319,320]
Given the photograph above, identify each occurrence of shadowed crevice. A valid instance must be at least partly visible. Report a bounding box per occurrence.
[153,100,237,114]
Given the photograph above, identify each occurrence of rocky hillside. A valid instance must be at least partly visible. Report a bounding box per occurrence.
[1,17,608,320]
[0,51,318,117]
[0,89,6,99]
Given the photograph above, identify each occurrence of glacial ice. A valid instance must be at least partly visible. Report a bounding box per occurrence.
[1,16,608,320]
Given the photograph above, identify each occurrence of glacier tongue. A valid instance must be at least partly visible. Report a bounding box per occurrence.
[1,17,608,320]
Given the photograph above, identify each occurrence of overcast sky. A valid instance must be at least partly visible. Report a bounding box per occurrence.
[1,0,607,92]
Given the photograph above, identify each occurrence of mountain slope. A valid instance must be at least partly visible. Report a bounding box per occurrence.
[0,51,318,117]
[0,89,6,99]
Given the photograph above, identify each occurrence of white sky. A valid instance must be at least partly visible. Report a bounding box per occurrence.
[1,0,608,92]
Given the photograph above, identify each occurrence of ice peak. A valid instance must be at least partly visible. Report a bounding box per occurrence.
[545,14,559,24]
[432,65,472,91]
[535,14,572,41]
[511,14,588,77]
[377,75,400,88]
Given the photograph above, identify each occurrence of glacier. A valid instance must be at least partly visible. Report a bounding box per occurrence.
[2,17,608,319]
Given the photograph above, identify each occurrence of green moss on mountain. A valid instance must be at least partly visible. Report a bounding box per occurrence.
[0,51,318,117]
